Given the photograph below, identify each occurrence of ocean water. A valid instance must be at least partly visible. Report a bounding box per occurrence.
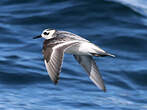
[0,0,147,110]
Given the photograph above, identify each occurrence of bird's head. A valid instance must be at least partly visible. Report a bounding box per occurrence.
[33,28,56,39]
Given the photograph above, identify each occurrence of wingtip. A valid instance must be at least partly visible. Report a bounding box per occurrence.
[53,79,59,85]
[103,87,107,92]
[99,85,106,92]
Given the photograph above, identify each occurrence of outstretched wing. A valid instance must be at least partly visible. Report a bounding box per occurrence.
[43,41,78,84]
[73,55,106,92]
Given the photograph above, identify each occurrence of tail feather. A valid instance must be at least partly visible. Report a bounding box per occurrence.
[91,52,115,57]
[105,53,115,57]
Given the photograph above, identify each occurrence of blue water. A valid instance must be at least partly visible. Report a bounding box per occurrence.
[0,0,147,109]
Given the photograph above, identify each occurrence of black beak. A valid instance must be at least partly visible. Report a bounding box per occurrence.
[33,35,42,39]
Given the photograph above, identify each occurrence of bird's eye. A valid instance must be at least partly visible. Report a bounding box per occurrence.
[43,32,49,35]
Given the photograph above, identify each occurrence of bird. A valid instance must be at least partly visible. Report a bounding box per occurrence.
[33,28,115,92]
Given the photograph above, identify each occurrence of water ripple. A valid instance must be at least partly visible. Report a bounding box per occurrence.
[0,0,147,109]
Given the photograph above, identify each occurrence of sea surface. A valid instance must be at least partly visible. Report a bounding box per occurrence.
[0,0,147,110]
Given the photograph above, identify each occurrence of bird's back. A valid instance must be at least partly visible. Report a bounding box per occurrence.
[56,30,89,42]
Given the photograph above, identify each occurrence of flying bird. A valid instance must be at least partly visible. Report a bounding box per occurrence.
[33,28,115,92]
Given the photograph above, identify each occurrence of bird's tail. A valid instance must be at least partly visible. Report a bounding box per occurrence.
[104,52,115,57]
[91,52,116,58]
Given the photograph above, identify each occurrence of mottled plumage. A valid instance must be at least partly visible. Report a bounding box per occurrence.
[33,28,115,92]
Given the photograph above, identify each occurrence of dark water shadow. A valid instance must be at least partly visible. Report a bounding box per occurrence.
[0,72,50,85]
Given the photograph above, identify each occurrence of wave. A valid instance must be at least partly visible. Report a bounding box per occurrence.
[109,0,147,17]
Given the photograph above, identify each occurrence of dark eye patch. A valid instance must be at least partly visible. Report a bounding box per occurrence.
[43,32,49,35]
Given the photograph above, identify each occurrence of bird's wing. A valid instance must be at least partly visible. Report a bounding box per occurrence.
[43,41,78,84]
[73,55,106,91]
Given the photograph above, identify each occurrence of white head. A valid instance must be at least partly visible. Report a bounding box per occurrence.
[41,29,56,39]
[33,28,56,39]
